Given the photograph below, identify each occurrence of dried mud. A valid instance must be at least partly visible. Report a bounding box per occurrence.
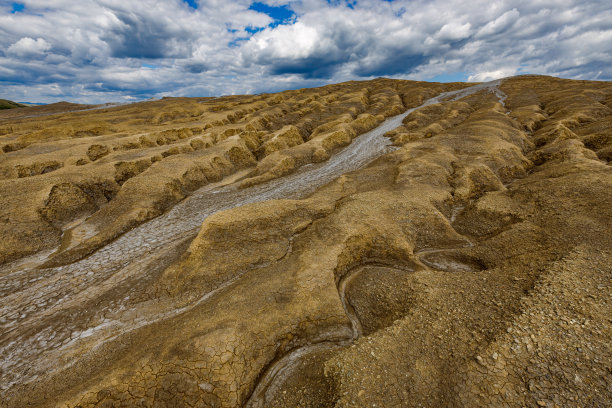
[0,76,610,408]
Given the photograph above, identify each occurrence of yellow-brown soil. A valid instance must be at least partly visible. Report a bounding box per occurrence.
[0,76,610,408]
[0,79,461,266]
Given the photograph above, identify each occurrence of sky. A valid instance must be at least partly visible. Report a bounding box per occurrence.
[0,0,610,104]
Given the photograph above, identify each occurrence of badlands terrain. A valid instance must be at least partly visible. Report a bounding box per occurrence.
[0,75,610,407]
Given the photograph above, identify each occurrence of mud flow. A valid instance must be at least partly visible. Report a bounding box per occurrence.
[1,76,611,408]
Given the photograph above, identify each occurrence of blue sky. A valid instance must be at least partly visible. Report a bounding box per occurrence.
[10,2,24,13]
[0,0,610,103]
[249,2,295,25]
[182,0,198,9]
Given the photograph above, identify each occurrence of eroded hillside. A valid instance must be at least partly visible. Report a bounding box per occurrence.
[0,76,610,408]
[0,79,464,267]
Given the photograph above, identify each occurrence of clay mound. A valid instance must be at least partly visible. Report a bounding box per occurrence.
[0,79,462,265]
[0,76,611,408]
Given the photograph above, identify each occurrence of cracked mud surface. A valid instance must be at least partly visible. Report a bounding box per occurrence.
[1,76,611,407]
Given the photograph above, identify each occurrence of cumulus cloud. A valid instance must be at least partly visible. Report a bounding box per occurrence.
[475,8,520,38]
[435,22,472,42]
[7,37,51,58]
[0,0,610,103]
[468,69,517,82]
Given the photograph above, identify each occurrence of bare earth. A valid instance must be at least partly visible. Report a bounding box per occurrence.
[0,76,610,407]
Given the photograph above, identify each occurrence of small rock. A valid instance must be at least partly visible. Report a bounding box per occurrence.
[528,379,536,391]
[198,383,213,393]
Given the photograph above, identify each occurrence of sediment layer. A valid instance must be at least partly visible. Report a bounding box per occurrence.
[0,76,610,407]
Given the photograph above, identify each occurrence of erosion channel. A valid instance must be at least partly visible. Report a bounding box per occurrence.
[2,76,611,408]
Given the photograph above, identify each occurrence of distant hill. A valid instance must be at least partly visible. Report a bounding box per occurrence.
[18,102,46,107]
[0,99,26,110]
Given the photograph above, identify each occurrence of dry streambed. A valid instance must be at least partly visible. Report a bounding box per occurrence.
[246,203,483,407]
[1,76,611,408]
[0,81,491,397]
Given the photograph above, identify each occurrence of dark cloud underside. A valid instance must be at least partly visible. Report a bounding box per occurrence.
[0,0,609,103]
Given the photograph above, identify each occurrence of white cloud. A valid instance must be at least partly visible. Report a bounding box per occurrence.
[7,37,51,58]
[246,22,319,60]
[436,22,472,41]
[0,0,610,103]
[468,68,516,82]
[476,8,519,38]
